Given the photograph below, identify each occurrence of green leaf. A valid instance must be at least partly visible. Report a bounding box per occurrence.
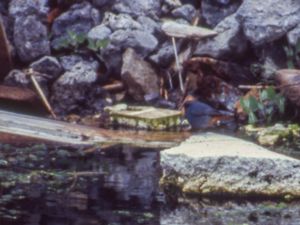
[96,39,109,49]
[265,86,276,99]
[75,33,86,44]
[87,39,97,51]
[240,98,250,113]
[248,95,259,111]
[248,111,257,124]
[276,96,286,114]
[260,89,268,102]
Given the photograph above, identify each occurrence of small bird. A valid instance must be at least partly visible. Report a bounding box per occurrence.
[182,99,234,130]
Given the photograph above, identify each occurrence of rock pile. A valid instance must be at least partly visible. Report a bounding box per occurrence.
[0,0,299,116]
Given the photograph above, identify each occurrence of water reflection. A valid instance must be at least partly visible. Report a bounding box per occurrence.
[2,144,300,225]
[0,144,161,225]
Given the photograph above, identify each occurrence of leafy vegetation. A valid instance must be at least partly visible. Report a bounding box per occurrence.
[240,86,285,124]
[58,30,109,52]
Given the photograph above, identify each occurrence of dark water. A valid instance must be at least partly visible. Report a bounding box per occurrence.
[1,143,300,225]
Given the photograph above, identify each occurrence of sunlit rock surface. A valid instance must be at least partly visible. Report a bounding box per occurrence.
[160,132,300,198]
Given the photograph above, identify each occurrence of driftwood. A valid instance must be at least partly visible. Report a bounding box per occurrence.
[162,21,217,39]
[0,110,190,149]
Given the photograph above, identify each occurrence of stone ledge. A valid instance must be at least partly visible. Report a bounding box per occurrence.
[160,132,300,199]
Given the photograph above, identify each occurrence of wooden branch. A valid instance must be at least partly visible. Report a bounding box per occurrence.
[0,110,190,148]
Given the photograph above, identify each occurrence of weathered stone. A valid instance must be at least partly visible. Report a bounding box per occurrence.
[100,44,122,76]
[9,0,49,18]
[4,69,48,95]
[255,42,287,80]
[30,56,63,80]
[87,25,111,41]
[171,4,197,23]
[59,55,86,71]
[102,12,142,31]
[51,61,99,115]
[149,41,175,67]
[110,29,158,57]
[4,69,30,87]
[51,2,101,50]
[91,0,111,8]
[236,0,300,46]
[163,0,182,10]
[121,48,160,101]
[13,15,50,63]
[287,24,300,46]
[137,16,161,35]
[201,0,242,27]
[113,0,162,18]
[194,14,248,60]
[160,132,300,198]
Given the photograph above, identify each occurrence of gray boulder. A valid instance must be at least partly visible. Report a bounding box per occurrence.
[4,69,30,87]
[87,25,112,41]
[194,14,248,60]
[51,61,99,114]
[236,0,300,46]
[91,0,111,8]
[13,15,50,63]
[121,48,160,101]
[137,16,161,35]
[113,0,162,18]
[9,0,49,18]
[100,44,122,76]
[201,0,242,27]
[149,41,176,67]
[30,56,63,80]
[59,55,86,71]
[171,4,197,23]
[51,2,101,50]
[160,132,300,198]
[110,29,158,57]
[287,24,300,46]
[102,12,142,31]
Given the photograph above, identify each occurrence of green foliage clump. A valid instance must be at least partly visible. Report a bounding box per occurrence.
[240,86,285,124]
[58,30,109,52]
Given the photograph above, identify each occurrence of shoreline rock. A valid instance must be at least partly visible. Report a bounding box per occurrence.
[160,132,300,199]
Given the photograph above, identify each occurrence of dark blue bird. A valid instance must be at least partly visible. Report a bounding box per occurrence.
[183,99,233,130]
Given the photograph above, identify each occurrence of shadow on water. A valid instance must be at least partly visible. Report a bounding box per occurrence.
[1,142,300,225]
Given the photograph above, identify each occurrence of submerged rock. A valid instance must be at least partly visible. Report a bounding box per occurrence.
[121,48,160,101]
[160,132,300,198]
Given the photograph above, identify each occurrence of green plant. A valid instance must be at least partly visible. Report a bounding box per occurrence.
[58,30,109,52]
[240,86,285,124]
[284,38,300,69]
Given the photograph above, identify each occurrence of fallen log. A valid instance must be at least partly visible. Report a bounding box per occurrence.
[0,110,190,148]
